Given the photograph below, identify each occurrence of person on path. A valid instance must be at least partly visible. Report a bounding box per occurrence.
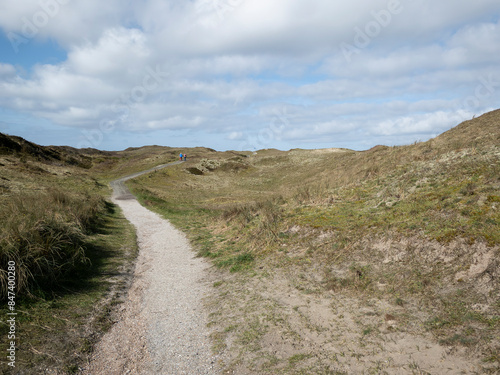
[179,153,183,161]
[183,153,187,161]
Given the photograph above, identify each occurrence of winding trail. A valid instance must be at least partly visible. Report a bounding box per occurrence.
[85,161,220,374]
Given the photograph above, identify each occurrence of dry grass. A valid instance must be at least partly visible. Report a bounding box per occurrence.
[0,189,108,299]
[129,110,500,373]
[0,134,141,373]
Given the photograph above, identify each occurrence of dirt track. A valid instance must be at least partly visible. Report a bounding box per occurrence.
[84,162,220,374]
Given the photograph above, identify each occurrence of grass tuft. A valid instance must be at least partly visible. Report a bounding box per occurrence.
[0,189,108,299]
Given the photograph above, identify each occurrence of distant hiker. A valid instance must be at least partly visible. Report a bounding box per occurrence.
[183,154,187,161]
[179,153,183,161]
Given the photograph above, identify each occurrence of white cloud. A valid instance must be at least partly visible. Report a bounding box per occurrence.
[0,0,499,150]
[227,131,244,140]
[144,116,204,130]
[67,28,151,78]
[0,0,128,46]
[375,111,454,137]
[0,63,16,77]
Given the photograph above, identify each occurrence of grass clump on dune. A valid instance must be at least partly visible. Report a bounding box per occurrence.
[0,189,108,300]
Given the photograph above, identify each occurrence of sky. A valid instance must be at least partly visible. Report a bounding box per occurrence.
[0,0,499,151]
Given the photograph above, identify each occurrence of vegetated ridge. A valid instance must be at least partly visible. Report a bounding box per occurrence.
[127,109,499,374]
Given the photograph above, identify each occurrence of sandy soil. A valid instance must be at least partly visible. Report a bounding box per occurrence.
[83,163,220,374]
[208,267,486,374]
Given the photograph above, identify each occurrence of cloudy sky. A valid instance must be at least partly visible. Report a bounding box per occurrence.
[0,0,499,151]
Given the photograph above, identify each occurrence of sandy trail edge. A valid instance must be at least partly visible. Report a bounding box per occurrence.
[83,163,220,374]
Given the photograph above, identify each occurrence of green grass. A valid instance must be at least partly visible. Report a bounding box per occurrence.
[216,253,255,273]
[131,186,259,273]
[0,202,138,374]
[0,189,110,299]
[292,170,499,246]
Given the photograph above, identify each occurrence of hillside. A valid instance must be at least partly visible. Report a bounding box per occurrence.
[128,110,500,374]
[0,132,96,168]
[0,136,144,374]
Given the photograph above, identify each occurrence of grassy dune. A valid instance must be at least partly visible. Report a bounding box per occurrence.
[128,110,500,373]
[0,136,139,374]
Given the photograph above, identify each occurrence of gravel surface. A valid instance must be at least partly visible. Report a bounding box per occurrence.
[84,163,220,374]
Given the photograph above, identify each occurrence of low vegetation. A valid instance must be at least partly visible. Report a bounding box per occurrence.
[128,110,499,373]
[0,190,108,299]
[0,135,139,374]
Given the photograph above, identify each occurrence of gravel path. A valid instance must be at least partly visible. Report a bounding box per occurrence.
[84,162,220,374]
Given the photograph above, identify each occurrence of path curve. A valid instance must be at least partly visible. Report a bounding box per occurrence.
[110,160,184,200]
[84,162,220,374]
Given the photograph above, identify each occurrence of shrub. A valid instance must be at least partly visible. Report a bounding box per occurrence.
[195,159,221,173]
